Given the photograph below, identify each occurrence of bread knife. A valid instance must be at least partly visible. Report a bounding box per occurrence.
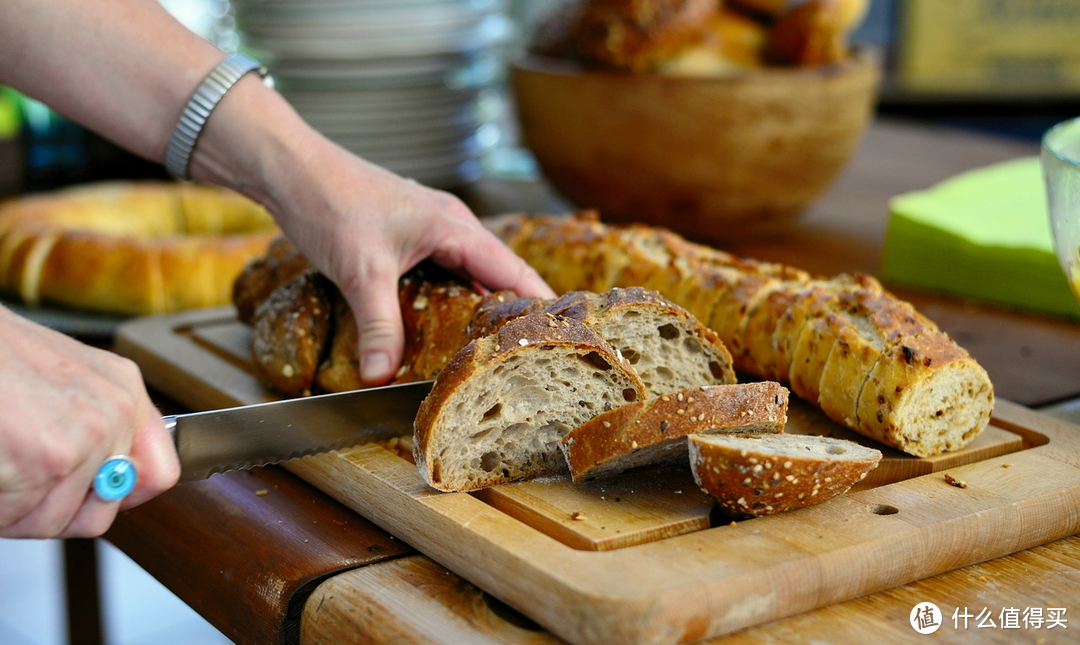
[93,380,433,501]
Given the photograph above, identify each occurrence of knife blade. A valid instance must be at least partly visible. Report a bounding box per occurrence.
[92,380,433,501]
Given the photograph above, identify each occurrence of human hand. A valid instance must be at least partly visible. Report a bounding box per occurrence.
[206,130,555,386]
[0,307,180,538]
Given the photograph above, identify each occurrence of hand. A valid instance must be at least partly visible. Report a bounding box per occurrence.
[195,115,555,385]
[0,307,180,538]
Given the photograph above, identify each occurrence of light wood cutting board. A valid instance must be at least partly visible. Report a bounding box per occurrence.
[116,307,1080,644]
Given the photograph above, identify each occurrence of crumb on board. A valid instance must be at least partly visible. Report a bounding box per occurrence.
[1002,463,1013,468]
[254,489,269,497]
[571,512,587,521]
[944,473,968,489]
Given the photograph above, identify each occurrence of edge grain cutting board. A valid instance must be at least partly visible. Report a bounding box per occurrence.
[116,307,1080,644]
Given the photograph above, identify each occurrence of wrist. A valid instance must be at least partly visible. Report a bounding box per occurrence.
[185,72,314,212]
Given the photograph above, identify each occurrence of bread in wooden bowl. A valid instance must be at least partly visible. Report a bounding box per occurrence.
[688,432,882,517]
[413,313,648,492]
[561,381,789,482]
[0,181,279,315]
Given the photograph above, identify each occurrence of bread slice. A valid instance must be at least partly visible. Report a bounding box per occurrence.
[468,287,737,397]
[413,313,648,492]
[688,433,882,517]
[855,331,994,457]
[561,381,789,482]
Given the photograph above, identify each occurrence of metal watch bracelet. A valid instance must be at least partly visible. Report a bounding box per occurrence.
[164,53,274,181]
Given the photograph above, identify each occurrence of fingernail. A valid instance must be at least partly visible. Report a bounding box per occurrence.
[361,351,392,383]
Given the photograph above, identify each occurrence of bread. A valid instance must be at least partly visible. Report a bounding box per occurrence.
[245,261,486,396]
[561,381,788,482]
[489,212,994,457]
[570,0,721,72]
[688,432,882,517]
[0,181,278,315]
[470,286,736,397]
[250,271,332,397]
[413,313,648,492]
[233,236,311,325]
[526,0,869,75]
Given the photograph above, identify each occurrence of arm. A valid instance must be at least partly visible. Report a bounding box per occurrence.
[0,0,552,538]
[0,0,553,384]
[0,305,179,538]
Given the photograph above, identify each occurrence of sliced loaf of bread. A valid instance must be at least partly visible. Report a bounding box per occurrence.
[561,381,789,482]
[469,286,737,397]
[413,313,648,492]
[688,433,882,517]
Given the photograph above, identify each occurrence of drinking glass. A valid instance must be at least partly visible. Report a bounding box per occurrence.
[1042,116,1080,303]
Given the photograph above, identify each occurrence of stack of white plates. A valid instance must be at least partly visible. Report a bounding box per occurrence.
[231,0,513,187]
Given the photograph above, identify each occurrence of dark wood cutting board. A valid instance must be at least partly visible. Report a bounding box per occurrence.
[115,307,1080,644]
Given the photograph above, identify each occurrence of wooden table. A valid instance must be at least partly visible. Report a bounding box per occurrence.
[104,118,1080,644]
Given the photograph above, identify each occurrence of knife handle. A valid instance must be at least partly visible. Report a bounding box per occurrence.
[92,416,179,502]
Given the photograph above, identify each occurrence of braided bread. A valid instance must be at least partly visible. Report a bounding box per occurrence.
[0,181,278,315]
[488,212,994,457]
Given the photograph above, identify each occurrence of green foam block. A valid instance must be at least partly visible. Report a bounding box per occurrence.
[882,156,1080,320]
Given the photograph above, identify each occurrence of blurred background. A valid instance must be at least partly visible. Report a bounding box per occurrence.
[0,1,1078,643]
[1,0,1078,199]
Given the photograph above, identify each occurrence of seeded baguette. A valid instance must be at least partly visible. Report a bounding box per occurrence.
[688,433,882,517]
[413,314,648,492]
[489,212,994,457]
[561,382,789,482]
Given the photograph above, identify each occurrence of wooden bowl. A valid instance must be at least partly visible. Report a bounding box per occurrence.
[510,52,880,242]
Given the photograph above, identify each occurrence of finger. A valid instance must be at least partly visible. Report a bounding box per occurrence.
[0,468,106,539]
[57,489,122,539]
[341,269,406,386]
[432,229,555,299]
[119,414,180,510]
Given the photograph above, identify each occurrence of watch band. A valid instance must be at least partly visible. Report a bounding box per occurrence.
[164,53,273,181]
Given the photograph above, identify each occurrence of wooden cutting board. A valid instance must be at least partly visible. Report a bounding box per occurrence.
[116,307,1080,644]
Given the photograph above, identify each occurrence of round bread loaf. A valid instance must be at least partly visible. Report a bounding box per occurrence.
[0,181,279,315]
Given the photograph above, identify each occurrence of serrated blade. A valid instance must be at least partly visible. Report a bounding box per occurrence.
[167,380,433,483]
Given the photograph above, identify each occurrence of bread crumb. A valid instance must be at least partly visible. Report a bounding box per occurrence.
[944,473,968,489]
[254,489,269,497]
[571,512,587,521]
[1002,463,1012,468]
[977,575,988,582]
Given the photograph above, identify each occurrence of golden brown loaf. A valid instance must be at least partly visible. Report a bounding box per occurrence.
[688,432,882,517]
[489,212,994,458]
[528,0,869,74]
[0,181,279,315]
[560,381,788,482]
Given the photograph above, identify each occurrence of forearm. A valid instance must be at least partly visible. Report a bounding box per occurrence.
[0,0,224,162]
[0,0,320,207]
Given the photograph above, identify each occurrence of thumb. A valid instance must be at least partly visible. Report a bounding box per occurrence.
[343,274,405,386]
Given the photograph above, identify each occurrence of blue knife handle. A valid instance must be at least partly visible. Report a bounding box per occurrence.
[93,416,178,502]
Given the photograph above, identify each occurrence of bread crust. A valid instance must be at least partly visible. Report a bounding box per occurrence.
[413,313,648,491]
[689,432,882,517]
[571,0,720,72]
[0,181,278,315]
[562,381,789,481]
[250,271,332,397]
[489,213,994,457]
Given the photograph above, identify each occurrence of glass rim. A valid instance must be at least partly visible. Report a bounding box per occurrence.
[1042,116,1080,166]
